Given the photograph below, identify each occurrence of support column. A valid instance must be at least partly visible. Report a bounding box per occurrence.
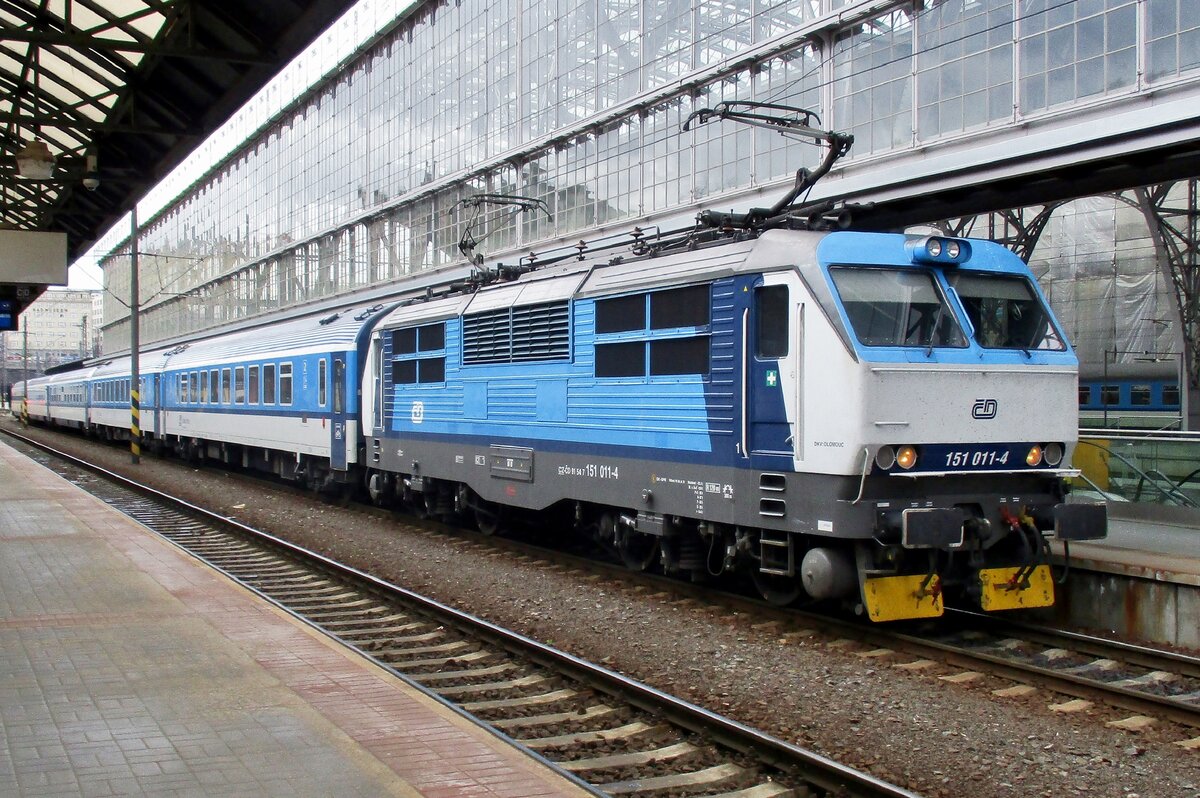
[130,208,141,464]
[1134,179,1200,431]
[938,203,1064,263]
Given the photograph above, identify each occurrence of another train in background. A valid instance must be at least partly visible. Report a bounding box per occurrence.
[1078,361,1184,431]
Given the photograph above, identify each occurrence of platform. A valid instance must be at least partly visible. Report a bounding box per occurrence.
[0,438,595,798]
[1048,513,1200,648]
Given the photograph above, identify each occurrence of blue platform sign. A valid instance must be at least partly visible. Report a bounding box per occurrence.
[0,300,16,332]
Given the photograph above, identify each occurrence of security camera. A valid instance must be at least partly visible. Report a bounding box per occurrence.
[83,176,100,191]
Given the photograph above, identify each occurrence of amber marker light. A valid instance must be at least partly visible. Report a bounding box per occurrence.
[896,445,918,469]
[1026,445,1043,466]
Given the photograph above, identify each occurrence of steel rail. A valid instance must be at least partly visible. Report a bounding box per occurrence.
[3,427,922,798]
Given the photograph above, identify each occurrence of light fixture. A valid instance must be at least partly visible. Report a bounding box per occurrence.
[83,150,99,191]
[16,139,56,179]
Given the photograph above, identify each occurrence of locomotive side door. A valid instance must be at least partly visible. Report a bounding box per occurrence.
[747,272,802,460]
[330,356,349,470]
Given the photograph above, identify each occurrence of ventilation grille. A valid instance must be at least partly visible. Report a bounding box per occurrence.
[464,301,569,364]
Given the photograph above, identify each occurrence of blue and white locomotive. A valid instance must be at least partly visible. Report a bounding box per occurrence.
[359,228,1105,620]
[15,227,1106,621]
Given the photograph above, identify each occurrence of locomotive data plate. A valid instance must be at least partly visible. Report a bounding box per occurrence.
[489,445,533,481]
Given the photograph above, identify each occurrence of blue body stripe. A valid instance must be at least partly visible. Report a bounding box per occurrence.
[384,280,741,463]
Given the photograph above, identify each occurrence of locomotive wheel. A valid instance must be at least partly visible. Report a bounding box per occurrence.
[752,570,805,607]
[473,501,503,536]
[615,525,659,571]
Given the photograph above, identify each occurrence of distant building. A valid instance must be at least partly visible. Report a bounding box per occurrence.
[1,289,101,398]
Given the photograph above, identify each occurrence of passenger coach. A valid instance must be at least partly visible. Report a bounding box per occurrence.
[153,302,393,489]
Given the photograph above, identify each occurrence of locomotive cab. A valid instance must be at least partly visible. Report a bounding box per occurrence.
[795,232,1108,621]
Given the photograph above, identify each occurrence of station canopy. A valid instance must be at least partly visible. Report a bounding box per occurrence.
[1,0,352,263]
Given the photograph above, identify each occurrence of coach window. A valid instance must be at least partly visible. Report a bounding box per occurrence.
[209,370,220,403]
[756,285,789,358]
[1164,384,1181,406]
[651,285,710,329]
[595,285,711,379]
[222,369,231,403]
[264,364,277,404]
[190,372,199,403]
[248,365,260,404]
[596,341,644,377]
[280,362,293,405]
[234,367,245,403]
[1101,385,1120,405]
[333,360,345,413]
[200,371,209,403]
[650,337,710,375]
[318,359,327,406]
[1131,385,1152,406]
[596,294,645,333]
[1078,386,1090,406]
[391,323,446,384]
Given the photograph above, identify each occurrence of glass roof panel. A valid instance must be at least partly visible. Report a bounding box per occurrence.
[3,0,171,222]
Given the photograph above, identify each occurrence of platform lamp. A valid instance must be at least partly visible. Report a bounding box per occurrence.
[15,139,56,179]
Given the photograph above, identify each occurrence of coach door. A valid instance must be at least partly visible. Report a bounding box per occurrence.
[330,357,349,470]
[747,273,802,461]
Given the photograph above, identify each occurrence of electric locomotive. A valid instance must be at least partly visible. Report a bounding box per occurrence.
[361,227,1107,622]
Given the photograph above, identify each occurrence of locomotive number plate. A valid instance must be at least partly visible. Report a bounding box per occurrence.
[918,443,1040,473]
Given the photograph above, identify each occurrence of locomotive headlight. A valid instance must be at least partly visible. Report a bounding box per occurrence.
[896,445,918,470]
[946,240,961,258]
[927,238,943,258]
[875,445,897,470]
[1026,445,1044,466]
[1043,442,1064,467]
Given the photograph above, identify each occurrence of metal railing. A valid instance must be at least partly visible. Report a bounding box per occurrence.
[1076,430,1200,507]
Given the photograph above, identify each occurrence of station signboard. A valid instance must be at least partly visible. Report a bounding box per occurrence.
[0,300,15,332]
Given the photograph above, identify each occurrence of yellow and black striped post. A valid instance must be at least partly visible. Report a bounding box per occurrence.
[130,386,140,464]
[130,207,141,465]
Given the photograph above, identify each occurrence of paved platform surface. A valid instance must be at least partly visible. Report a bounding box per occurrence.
[0,438,593,798]
[1052,516,1200,587]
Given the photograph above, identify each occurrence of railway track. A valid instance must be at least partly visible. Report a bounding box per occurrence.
[399,496,1200,744]
[897,611,1200,733]
[4,428,921,798]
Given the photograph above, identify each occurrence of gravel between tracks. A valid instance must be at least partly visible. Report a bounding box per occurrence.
[8,421,1200,798]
